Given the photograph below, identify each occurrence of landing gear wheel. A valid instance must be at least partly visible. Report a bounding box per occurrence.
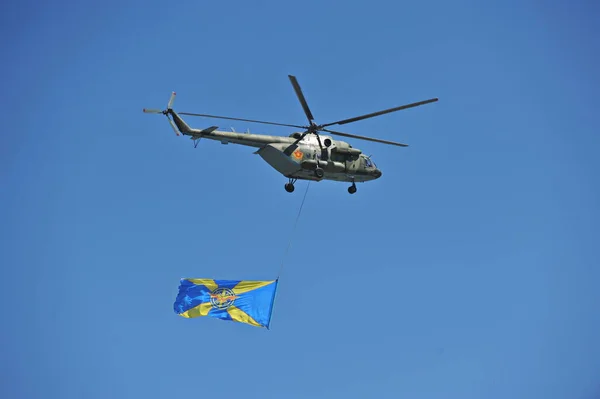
[285,183,295,193]
[314,168,324,178]
[348,184,357,194]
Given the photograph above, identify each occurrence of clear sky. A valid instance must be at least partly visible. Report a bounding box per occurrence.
[2,0,599,398]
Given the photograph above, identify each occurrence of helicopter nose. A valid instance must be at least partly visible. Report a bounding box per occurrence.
[373,169,382,178]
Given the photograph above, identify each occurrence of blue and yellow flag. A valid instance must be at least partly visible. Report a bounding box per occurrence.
[173,278,278,328]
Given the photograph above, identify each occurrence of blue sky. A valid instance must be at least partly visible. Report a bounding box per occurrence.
[2,0,599,398]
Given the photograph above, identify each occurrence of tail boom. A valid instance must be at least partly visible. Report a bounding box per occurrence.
[144,91,298,148]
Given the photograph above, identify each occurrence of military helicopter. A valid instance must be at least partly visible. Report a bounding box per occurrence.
[143,75,437,194]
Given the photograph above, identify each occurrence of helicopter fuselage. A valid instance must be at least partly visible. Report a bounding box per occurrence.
[183,124,382,184]
[255,133,381,183]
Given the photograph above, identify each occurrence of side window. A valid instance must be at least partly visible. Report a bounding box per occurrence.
[365,158,372,168]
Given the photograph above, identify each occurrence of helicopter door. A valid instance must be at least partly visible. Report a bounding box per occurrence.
[344,155,359,174]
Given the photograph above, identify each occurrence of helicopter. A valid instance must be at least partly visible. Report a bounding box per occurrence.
[143,75,437,194]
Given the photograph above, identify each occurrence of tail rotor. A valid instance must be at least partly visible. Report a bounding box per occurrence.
[143,92,180,136]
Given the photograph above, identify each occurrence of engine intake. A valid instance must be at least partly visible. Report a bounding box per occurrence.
[332,147,361,156]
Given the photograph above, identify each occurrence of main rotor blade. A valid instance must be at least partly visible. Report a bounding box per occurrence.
[178,112,305,129]
[322,128,408,147]
[322,98,438,127]
[288,75,315,124]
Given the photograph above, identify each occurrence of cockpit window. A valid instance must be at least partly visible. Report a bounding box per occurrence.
[364,157,375,168]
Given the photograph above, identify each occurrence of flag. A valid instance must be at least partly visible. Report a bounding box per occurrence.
[173,278,278,328]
